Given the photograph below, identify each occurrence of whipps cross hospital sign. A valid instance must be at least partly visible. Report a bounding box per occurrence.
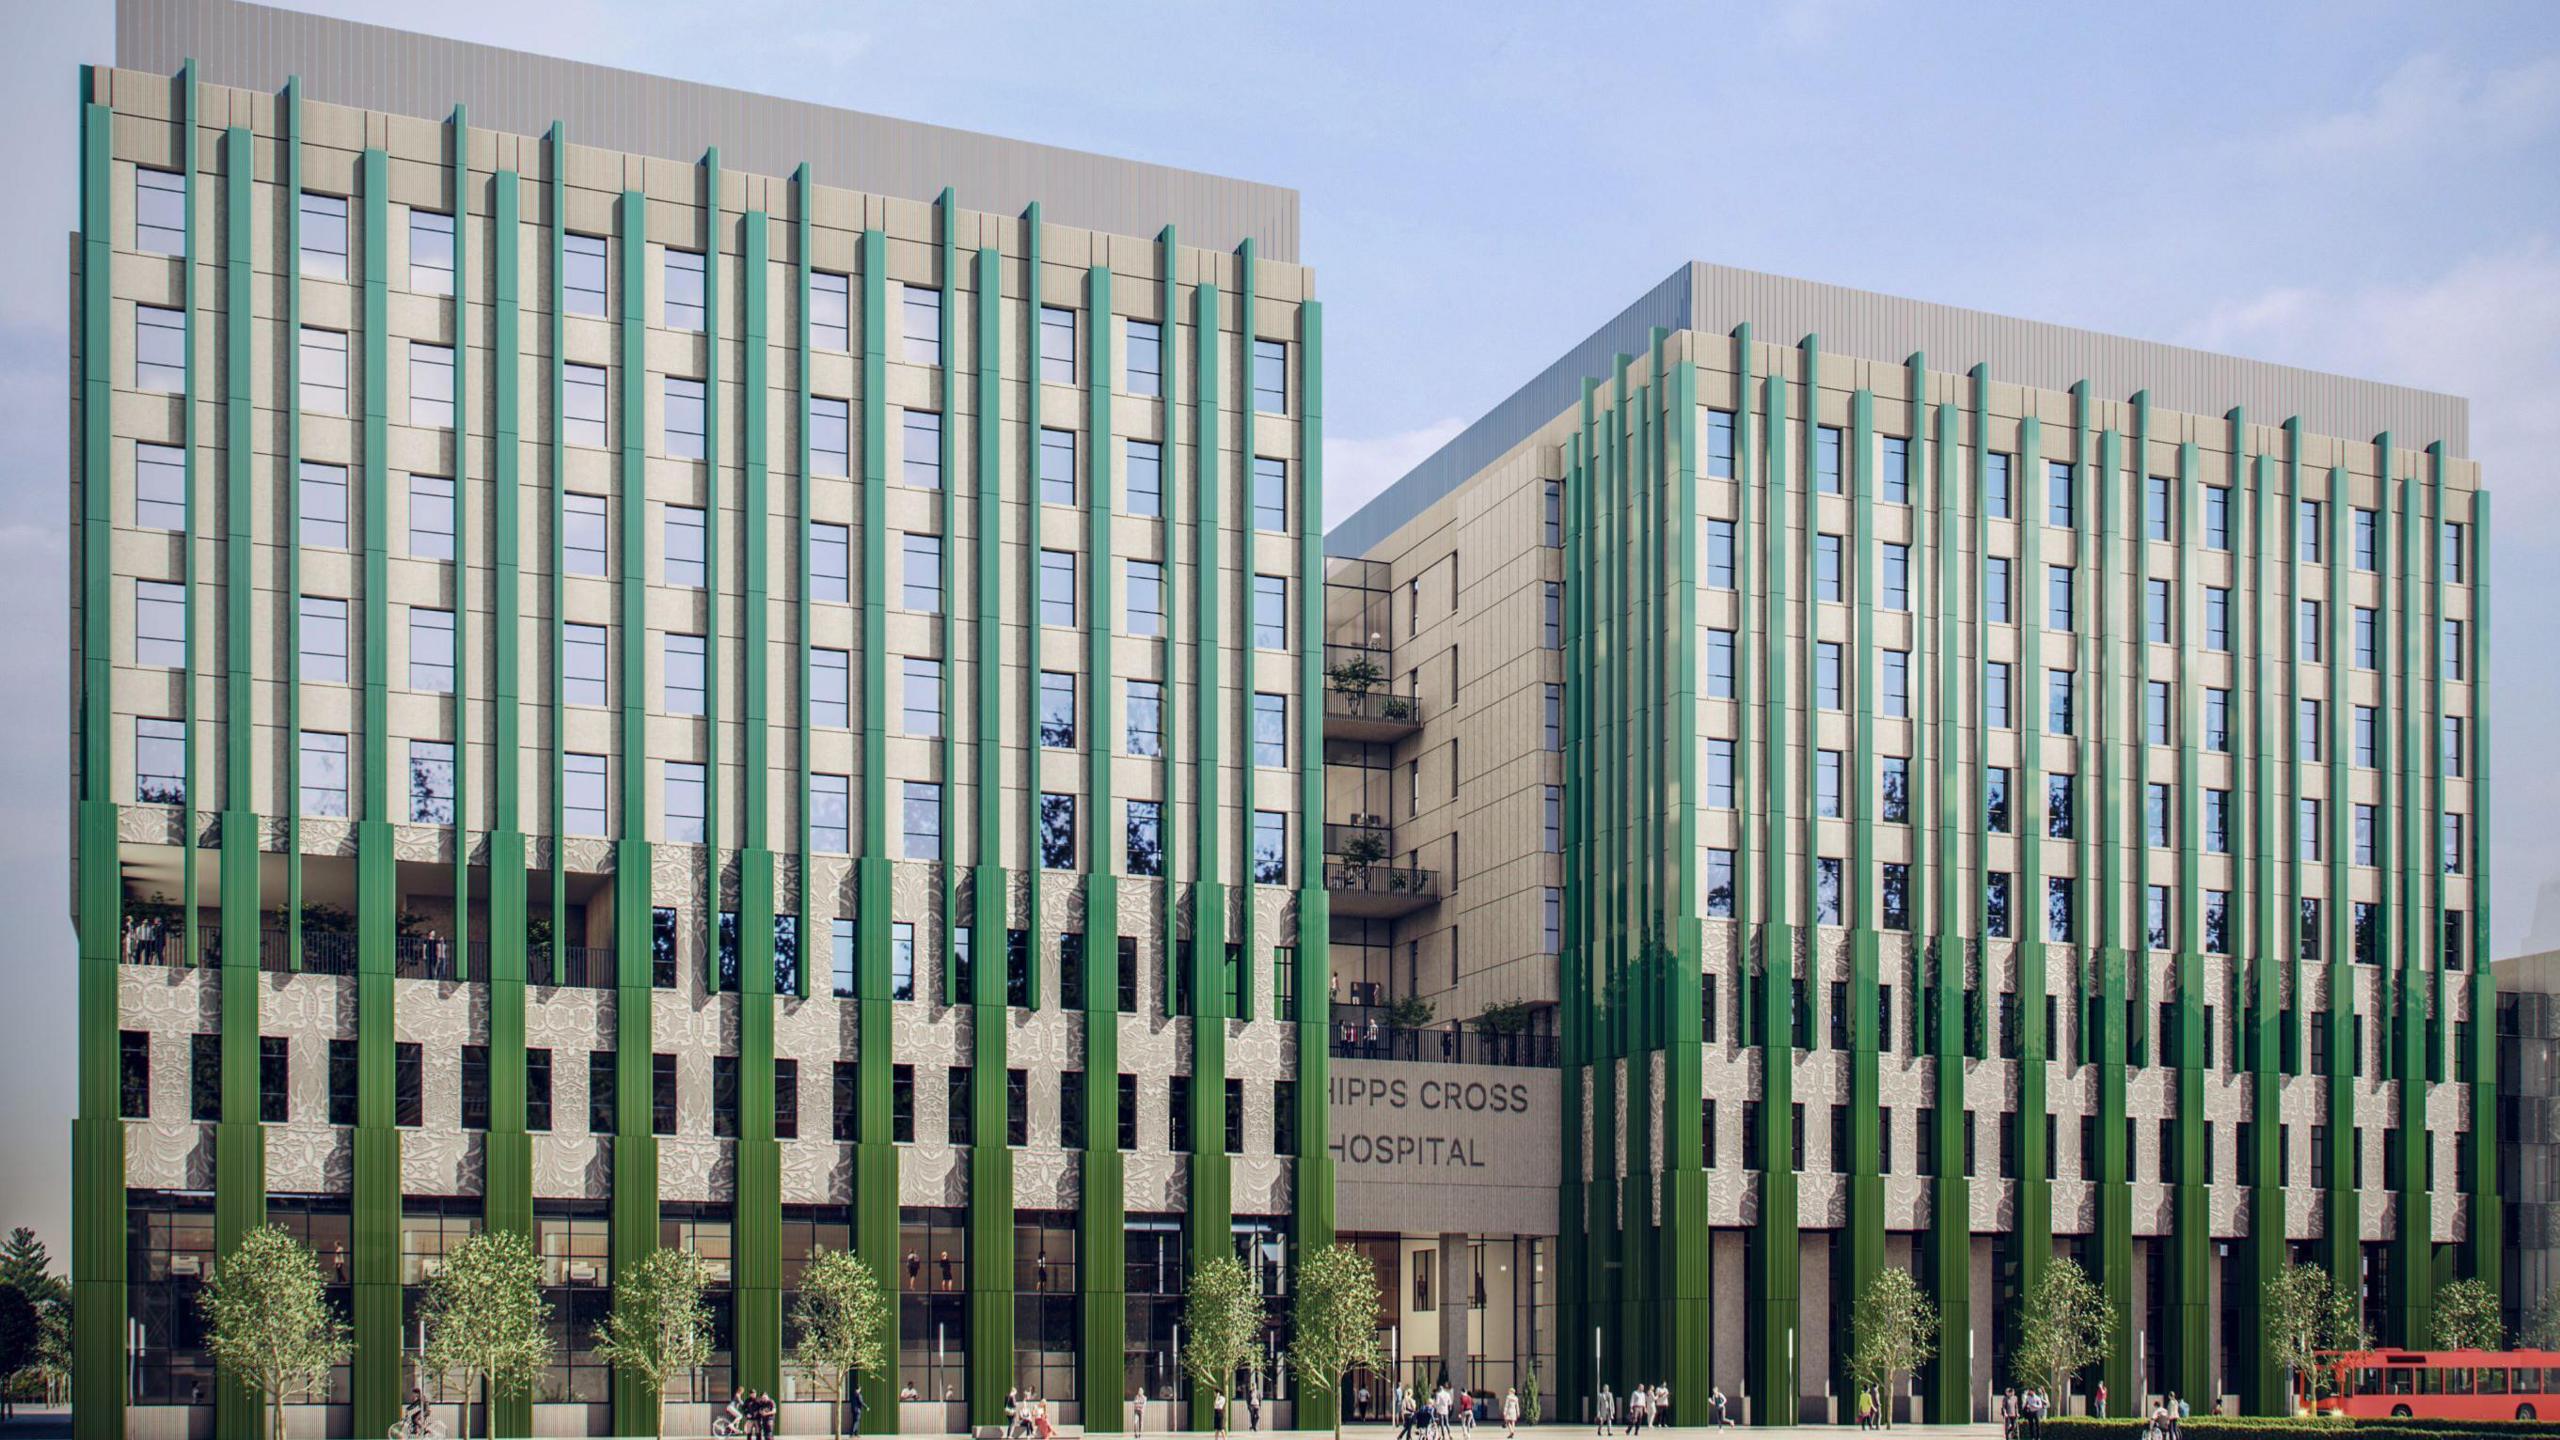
[1329,1059,1560,1235]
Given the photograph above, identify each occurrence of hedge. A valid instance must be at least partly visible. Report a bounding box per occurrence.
[2039,1420,2555,1440]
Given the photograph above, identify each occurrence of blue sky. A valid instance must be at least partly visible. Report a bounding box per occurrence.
[1,0,2555,1256]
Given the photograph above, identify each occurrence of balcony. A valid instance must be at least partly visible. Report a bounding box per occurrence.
[1323,859,1440,918]
[1327,1003,1560,1068]
[1321,645,1424,743]
[531,944,617,991]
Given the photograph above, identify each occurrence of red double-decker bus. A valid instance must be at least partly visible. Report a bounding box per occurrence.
[2304,1349,2560,1421]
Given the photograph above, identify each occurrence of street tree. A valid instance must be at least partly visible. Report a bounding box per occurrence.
[1181,1253,1264,1419]
[790,1247,893,1440]
[2527,1286,2560,1351]
[1848,1265,1937,1428]
[1285,1243,1386,1438]
[0,1285,36,1422]
[0,1230,63,1307]
[2264,1262,2369,1410]
[591,1246,712,1440]
[2011,1257,2109,1408]
[2432,1278,2505,1352]
[198,1226,353,1440]
[420,1229,554,1440]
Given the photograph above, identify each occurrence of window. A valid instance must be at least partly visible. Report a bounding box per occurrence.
[299,462,348,548]
[2146,579,2171,644]
[812,272,849,351]
[1117,1075,1140,1150]
[1039,306,1078,383]
[409,608,456,693]
[646,1053,678,1136]
[1039,428,1077,505]
[658,504,707,589]
[1705,409,1736,478]
[586,1052,616,1134]
[1127,680,1164,757]
[2047,668,2075,735]
[134,718,183,806]
[1986,661,2012,729]
[1252,811,1287,885]
[1816,535,1844,602]
[773,1059,800,1140]
[1253,457,1289,532]
[2353,607,2379,669]
[1543,482,1564,547]
[300,732,349,818]
[2047,565,2076,630]
[2047,774,2075,839]
[888,923,916,1002]
[2147,886,2172,950]
[132,580,185,667]
[1127,560,1165,636]
[1039,793,1076,869]
[1986,452,2013,518]
[1125,319,1161,396]
[562,623,605,704]
[898,657,939,737]
[1006,1070,1030,1148]
[897,409,943,489]
[2205,891,2231,954]
[2146,475,2173,541]
[1987,872,2012,938]
[2205,687,2231,752]
[1706,631,1735,699]
[1707,519,1736,588]
[1253,575,1288,649]
[1038,550,1076,626]
[1127,439,1163,517]
[2207,789,2232,853]
[1986,767,2011,833]
[1039,671,1078,749]
[1707,738,1735,810]
[1543,785,1563,852]
[660,761,706,843]
[2147,681,2172,746]
[404,343,457,428]
[2297,599,2323,661]
[298,327,347,413]
[810,774,849,852]
[300,596,348,681]
[1707,850,1736,917]
[1061,1070,1088,1148]
[299,191,348,277]
[660,247,704,329]
[904,534,944,613]
[2047,461,2075,528]
[402,475,457,561]
[2354,507,2379,570]
[564,494,608,576]
[563,363,606,446]
[2299,799,2323,862]
[564,753,605,835]
[1882,650,1910,718]
[1882,543,1911,611]
[1816,751,1844,818]
[1816,858,1844,926]
[1881,436,1910,503]
[2300,700,2323,760]
[2355,804,2377,866]
[1882,757,1910,824]
[1253,693,1287,767]
[1126,800,1164,877]
[1543,582,1563,649]
[2147,783,2172,847]
[1253,338,1289,413]
[902,782,943,860]
[135,168,186,254]
[891,1065,916,1142]
[2442,519,2466,582]
[812,397,850,475]
[2355,706,2379,767]
[1815,426,1843,494]
[395,1043,424,1127]
[662,377,705,459]
[563,233,607,316]
[2047,877,2077,943]
[2444,716,2466,777]
[405,744,454,828]
[1816,642,1843,710]
[2205,486,2232,550]
[2445,619,2466,679]
[459,1045,488,1131]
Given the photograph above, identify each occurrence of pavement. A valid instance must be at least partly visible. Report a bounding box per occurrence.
[0,1418,2017,1439]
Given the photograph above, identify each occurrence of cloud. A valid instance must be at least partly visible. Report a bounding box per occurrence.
[2255,52,2560,166]
[1322,418,1465,533]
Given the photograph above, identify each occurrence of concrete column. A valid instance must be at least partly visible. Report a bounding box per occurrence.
[1440,1235,1474,1392]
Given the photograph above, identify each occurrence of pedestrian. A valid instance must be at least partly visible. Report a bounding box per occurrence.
[2094,1380,2107,1420]
[1709,1385,1730,1428]
[1133,1386,1147,1439]
[848,1383,867,1437]
[1396,1386,1417,1440]
[2175,1393,2189,1436]
[1597,1383,1616,1436]
[1504,1386,1522,1439]
[1214,1388,1229,1440]
[1461,1386,1477,1435]
[1248,1372,1264,1433]
[1656,1384,1671,1428]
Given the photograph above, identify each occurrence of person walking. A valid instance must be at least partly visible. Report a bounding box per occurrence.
[1709,1385,1730,1428]
[1132,1387,1147,1439]
[1656,1384,1671,1428]
[2174,1393,2189,1437]
[1503,1386,1521,1439]
[1596,1383,1616,1436]
[1247,1373,1264,1433]
[1461,1385,1477,1436]
[1214,1388,1230,1440]
[1395,1385,1417,1440]
[2094,1381,2108,1420]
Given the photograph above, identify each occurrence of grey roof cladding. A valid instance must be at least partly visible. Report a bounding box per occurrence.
[1328,259,2471,558]
[117,0,1299,260]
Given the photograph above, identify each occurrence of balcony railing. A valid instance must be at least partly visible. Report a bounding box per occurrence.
[531,944,616,990]
[1323,862,1438,900]
[1322,686,1423,730]
[1327,1006,1559,1068]
[119,920,222,969]
[395,936,461,982]
[259,928,359,976]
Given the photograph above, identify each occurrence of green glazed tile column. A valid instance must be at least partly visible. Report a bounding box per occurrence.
[1923,392,1968,1423]
[1662,354,1711,1406]
[1187,266,1232,1262]
[1747,359,1800,1425]
[2460,487,2497,1290]
[2238,415,2288,1414]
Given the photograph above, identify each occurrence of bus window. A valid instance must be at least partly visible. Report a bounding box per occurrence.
[2480,1368,2509,1396]
[2419,1367,2444,1395]
[2447,1367,2473,1396]
[2358,1368,2384,1396]
[2522,1367,2545,1395]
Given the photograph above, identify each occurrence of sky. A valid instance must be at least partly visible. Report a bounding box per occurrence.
[2,0,2556,1261]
